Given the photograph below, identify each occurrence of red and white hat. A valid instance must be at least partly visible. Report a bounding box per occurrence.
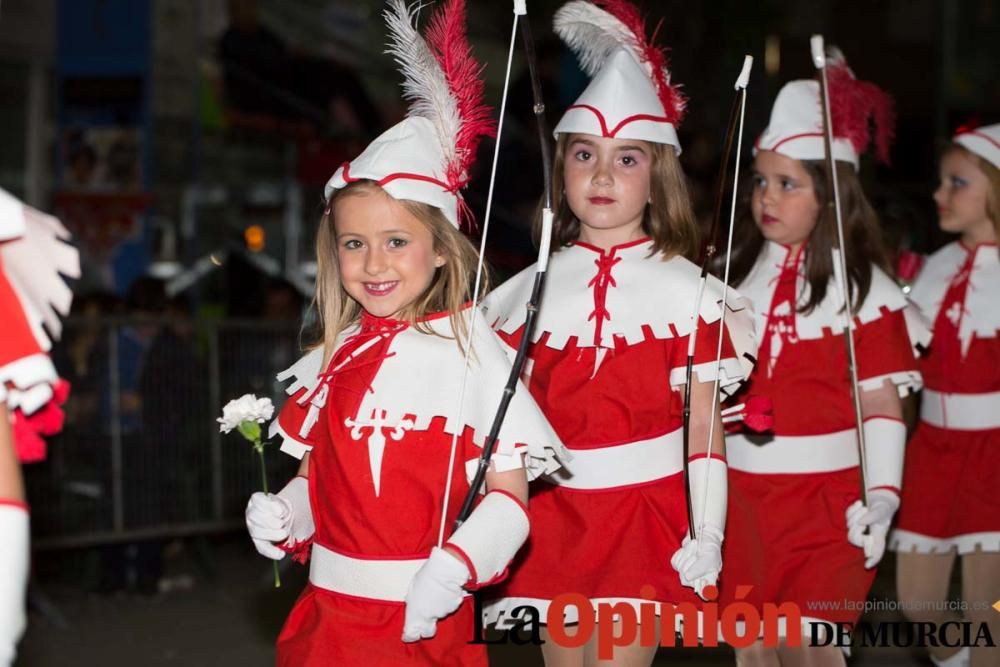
[954,123,1000,169]
[324,0,494,228]
[552,0,686,152]
[755,50,895,170]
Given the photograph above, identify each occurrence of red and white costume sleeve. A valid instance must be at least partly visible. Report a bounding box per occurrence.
[892,241,1000,555]
[480,237,756,627]
[719,241,925,635]
[0,189,78,665]
[267,306,563,667]
[0,189,78,463]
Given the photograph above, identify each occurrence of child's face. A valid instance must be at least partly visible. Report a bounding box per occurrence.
[751,150,822,251]
[334,189,445,319]
[934,150,994,243]
[563,133,652,246]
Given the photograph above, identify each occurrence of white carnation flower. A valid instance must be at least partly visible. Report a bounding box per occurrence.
[218,394,275,434]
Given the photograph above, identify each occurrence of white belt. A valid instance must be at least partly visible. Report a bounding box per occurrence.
[544,428,683,490]
[921,389,1000,431]
[309,544,426,602]
[727,430,858,474]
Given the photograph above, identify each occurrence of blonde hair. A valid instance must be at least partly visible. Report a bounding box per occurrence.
[312,180,485,356]
[946,144,1000,246]
[536,134,699,260]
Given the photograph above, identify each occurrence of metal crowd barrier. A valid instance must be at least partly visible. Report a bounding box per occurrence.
[25,316,305,549]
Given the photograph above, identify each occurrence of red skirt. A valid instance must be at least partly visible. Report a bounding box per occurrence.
[277,585,487,666]
[486,472,703,624]
[720,467,874,628]
[892,423,1000,554]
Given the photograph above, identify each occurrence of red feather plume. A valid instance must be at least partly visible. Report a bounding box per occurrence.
[593,0,686,124]
[425,0,497,190]
[827,63,896,164]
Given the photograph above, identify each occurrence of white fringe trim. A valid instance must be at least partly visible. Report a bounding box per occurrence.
[910,242,1000,356]
[668,357,748,388]
[889,529,1000,555]
[272,421,313,460]
[268,309,567,480]
[274,347,325,399]
[858,370,924,398]
[483,244,757,396]
[1,194,79,347]
[0,189,26,241]
[740,243,928,360]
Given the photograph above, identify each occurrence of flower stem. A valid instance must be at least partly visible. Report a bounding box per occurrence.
[258,446,269,494]
[257,444,281,587]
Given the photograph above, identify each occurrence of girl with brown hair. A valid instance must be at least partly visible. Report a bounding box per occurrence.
[483,2,755,664]
[718,52,926,666]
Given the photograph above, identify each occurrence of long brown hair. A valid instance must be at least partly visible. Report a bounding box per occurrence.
[946,143,1000,249]
[312,180,486,356]
[534,133,699,260]
[727,158,892,313]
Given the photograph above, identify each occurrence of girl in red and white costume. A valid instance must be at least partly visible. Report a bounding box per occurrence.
[718,52,926,667]
[0,188,79,667]
[242,2,564,665]
[891,123,1000,667]
[483,2,756,664]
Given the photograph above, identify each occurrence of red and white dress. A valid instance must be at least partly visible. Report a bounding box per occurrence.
[268,307,563,666]
[720,241,924,631]
[480,238,756,626]
[892,242,1000,554]
[0,188,78,463]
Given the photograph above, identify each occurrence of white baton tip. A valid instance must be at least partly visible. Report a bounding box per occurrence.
[810,35,826,68]
[538,208,553,271]
[734,55,753,90]
[513,0,527,15]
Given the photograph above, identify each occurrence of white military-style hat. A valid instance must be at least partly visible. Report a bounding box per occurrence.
[324,0,494,228]
[755,50,895,170]
[552,0,685,152]
[954,123,1000,169]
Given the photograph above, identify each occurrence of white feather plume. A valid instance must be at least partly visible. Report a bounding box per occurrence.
[553,1,639,76]
[384,0,458,173]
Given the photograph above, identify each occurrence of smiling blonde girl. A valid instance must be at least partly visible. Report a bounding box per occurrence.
[241,2,562,664]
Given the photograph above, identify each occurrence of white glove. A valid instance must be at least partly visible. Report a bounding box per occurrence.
[846,489,900,569]
[0,503,29,667]
[671,523,723,599]
[245,476,314,560]
[445,490,529,586]
[671,456,728,600]
[402,546,469,643]
[862,417,905,492]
